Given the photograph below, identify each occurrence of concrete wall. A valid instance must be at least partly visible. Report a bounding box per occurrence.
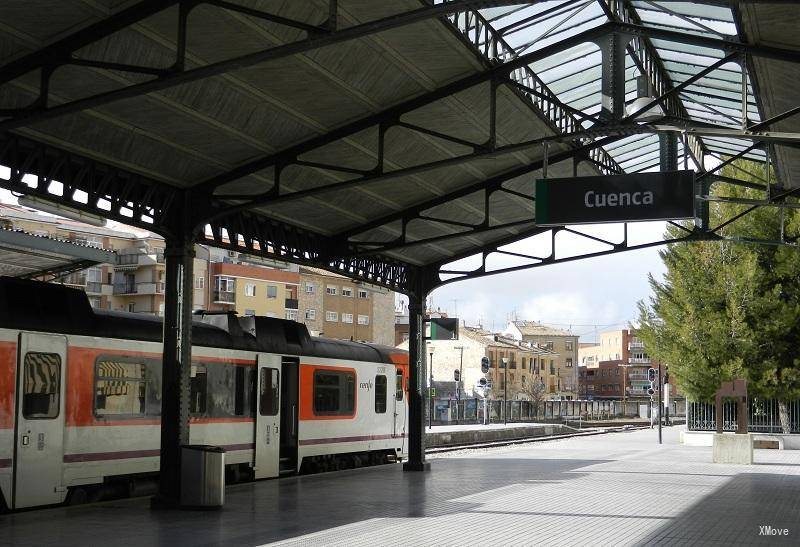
[371,288,395,346]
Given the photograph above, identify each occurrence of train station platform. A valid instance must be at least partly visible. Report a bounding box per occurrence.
[2,427,798,546]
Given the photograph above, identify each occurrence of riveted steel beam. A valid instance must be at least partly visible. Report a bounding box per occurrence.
[0,0,543,133]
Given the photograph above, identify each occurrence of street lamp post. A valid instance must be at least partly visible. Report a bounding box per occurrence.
[454,345,464,422]
[502,357,508,425]
[428,347,434,429]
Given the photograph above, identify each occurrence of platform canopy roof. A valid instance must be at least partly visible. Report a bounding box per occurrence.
[0,227,116,279]
[0,0,798,295]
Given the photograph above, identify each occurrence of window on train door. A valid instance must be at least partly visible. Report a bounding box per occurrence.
[259,368,279,416]
[190,364,207,415]
[375,374,387,413]
[313,370,355,416]
[22,352,61,419]
[396,371,404,401]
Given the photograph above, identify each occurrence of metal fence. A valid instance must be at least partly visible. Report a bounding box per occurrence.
[429,398,683,426]
[687,399,800,434]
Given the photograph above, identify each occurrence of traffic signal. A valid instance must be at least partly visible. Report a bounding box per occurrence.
[480,356,490,374]
[454,369,460,382]
[478,377,487,387]
[647,387,655,396]
[648,367,657,382]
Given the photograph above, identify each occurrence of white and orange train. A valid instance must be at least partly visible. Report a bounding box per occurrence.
[0,277,408,510]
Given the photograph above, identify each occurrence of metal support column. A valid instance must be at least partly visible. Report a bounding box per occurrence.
[660,132,678,172]
[404,287,430,471]
[153,230,196,506]
[598,33,628,122]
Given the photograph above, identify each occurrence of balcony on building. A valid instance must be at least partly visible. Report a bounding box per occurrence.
[628,357,651,364]
[628,339,645,350]
[85,281,104,295]
[113,281,165,295]
[213,290,236,304]
[285,298,298,310]
[115,249,165,269]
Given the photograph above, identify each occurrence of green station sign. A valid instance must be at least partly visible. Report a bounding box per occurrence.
[535,170,695,226]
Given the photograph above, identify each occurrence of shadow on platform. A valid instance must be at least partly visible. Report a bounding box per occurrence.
[633,472,800,546]
[0,457,606,546]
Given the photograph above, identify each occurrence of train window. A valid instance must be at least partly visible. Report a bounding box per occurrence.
[190,365,207,415]
[95,360,148,417]
[234,366,246,416]
[22,352,61,419]
[375,374,387,413]
[259,368,279,416]
[313,370,355,416]
[396,371,404,401]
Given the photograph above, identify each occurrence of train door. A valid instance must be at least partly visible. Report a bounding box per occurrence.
[13,332,67,509]
[254,354,281,479]
[393,368,405,438]
[279,358,299,474]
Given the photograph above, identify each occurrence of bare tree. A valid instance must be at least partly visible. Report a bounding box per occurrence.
[519,378,547,416]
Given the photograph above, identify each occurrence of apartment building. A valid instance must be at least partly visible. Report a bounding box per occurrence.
[1,205,395,341]
[0,203,212,313]
[207,262,299,319]
[299,267,395,346]
[398,325,558,400]
[504,321,579,400]
[578,329,679,400]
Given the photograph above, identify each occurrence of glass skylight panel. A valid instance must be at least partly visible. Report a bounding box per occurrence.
[471,0,762,174]
[631,1,734,23]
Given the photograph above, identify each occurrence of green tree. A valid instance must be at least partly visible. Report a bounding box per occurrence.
[637,159,800,432]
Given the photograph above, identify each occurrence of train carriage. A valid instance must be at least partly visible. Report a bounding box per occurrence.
[0,277,408,510]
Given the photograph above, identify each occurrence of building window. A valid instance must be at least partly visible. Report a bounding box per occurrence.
[285,309,298,321]
[342,313,353,324]
[128,302,135,313]
[357,314,369,325]
[566,358,573,367]
[305,309,316,321]
[565,340,574,351]
[545,340,554,350]
[216,276,235,292]
[375,375,387,413]
[244,309,255,316]
[245,284,256,297]
[305,282,315,294]
[342,287,353,297]
[313,369,355,416]
[195,276,205,289]
[358,289,368,299]
[22,352,61,419]
[325,311,338,322]
[267,285,277,299]
[326,286,338,295]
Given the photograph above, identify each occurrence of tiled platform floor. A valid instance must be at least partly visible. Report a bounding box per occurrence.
[2,427,798,546]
